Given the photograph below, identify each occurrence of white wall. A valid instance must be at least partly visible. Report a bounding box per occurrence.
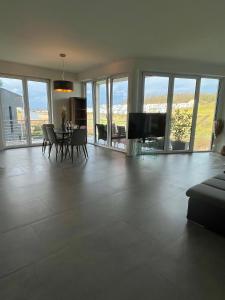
[0,60,82,149]
[78,57,225,155]
[52,82,81,128]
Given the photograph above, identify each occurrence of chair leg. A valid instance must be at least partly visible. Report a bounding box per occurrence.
[71,145,74,163]
[82,145,86,158]
[48,143,53,158]
[65,144,69,158]
[43,141,47,153]
[42,139,45,153]
[56,144,58,161]
[76,146,79,157]
[84,145,88,157]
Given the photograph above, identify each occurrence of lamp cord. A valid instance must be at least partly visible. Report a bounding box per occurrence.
[62,58,65,80]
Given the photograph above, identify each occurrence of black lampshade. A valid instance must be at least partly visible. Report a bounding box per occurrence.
[53,80,73,93]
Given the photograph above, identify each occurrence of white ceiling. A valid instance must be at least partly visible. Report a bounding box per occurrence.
[1,0,225,73]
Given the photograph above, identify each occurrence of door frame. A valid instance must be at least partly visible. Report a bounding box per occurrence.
[91,74,129,152]
[0,74,52,149]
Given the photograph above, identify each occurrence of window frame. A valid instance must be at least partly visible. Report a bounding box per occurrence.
[0,73,52,149]
[141,71,221,153]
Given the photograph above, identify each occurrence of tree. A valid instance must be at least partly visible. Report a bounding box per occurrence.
[171,109,192,142]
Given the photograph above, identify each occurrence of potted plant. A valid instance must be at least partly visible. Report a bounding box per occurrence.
[171,109,192,150]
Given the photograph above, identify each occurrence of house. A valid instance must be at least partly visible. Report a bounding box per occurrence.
[0,1,225,299]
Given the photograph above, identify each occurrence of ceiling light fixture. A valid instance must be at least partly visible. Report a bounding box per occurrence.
[53,53,74,93]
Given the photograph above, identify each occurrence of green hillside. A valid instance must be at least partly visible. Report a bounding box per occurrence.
[144,93,215,104]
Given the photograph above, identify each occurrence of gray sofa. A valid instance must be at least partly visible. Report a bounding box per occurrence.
[186,173,225,236]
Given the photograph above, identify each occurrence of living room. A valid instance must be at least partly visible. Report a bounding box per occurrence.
[0,1,225,299]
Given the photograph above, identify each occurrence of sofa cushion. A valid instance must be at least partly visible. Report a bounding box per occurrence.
[202,178,225,191]
[214,173,225,181]
[186,183,225,209]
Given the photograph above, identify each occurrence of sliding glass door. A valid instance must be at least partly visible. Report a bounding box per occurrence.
[111,77,128,150]
[0,76,51,148]
[0,77,28,147]
[169,78,196,151]
[84,76,128,151]
[142,73,220,153]
[27,80,49,144]
[85,82,94,143]
[194,78,219,151]
[143,76,169,151]
[95,80,108,145]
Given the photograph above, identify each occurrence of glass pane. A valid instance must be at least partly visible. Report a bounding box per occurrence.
[142,76,169,152]
[111,77,128,150]
[0,77,27,146]
[86,82,94,143]
[143,76,169,113]
[170,78,196,151]
[95,80,107,145]
[194,78,219,151]
[27,80,49,144]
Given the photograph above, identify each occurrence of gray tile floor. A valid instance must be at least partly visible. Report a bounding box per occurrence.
[0,146,225,300]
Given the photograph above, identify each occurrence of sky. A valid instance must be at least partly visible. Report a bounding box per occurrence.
[144,77,219,97]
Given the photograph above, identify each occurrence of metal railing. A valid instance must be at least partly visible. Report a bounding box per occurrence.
[3,119,48,146]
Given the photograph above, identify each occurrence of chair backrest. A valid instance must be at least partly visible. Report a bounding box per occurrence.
[96,124,107,141]
[46,126,57,144]
[117,125,126,137]
[112,123,117,135]
[70,129,87,146]
[42,124,54,141]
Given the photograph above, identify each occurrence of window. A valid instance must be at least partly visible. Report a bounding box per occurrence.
[170,78,196,151]
[85,82,94,143]
[111,77,128,150]
[95,80,108,145]
[143,76,169,151]
[27,80,50,144]
[142,73,220,153]
[0,77,27,146]
[194,78,219,151]
[143,76,169,113]
[0,76,51,148]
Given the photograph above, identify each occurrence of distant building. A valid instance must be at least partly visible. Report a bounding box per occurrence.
[0,88,24,145]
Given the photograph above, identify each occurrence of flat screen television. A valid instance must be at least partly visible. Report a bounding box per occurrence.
[128,113,166,139]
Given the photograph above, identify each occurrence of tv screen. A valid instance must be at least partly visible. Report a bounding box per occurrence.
[128,113,166,139]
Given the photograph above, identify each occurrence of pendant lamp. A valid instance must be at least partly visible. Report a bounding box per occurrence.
[53,53,73,93]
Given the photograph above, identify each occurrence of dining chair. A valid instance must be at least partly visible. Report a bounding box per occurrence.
[66,129,88,162]
[46,126,64,161]
[117,125,126,138]
[41,124,54,153]
[96,124,107,143]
